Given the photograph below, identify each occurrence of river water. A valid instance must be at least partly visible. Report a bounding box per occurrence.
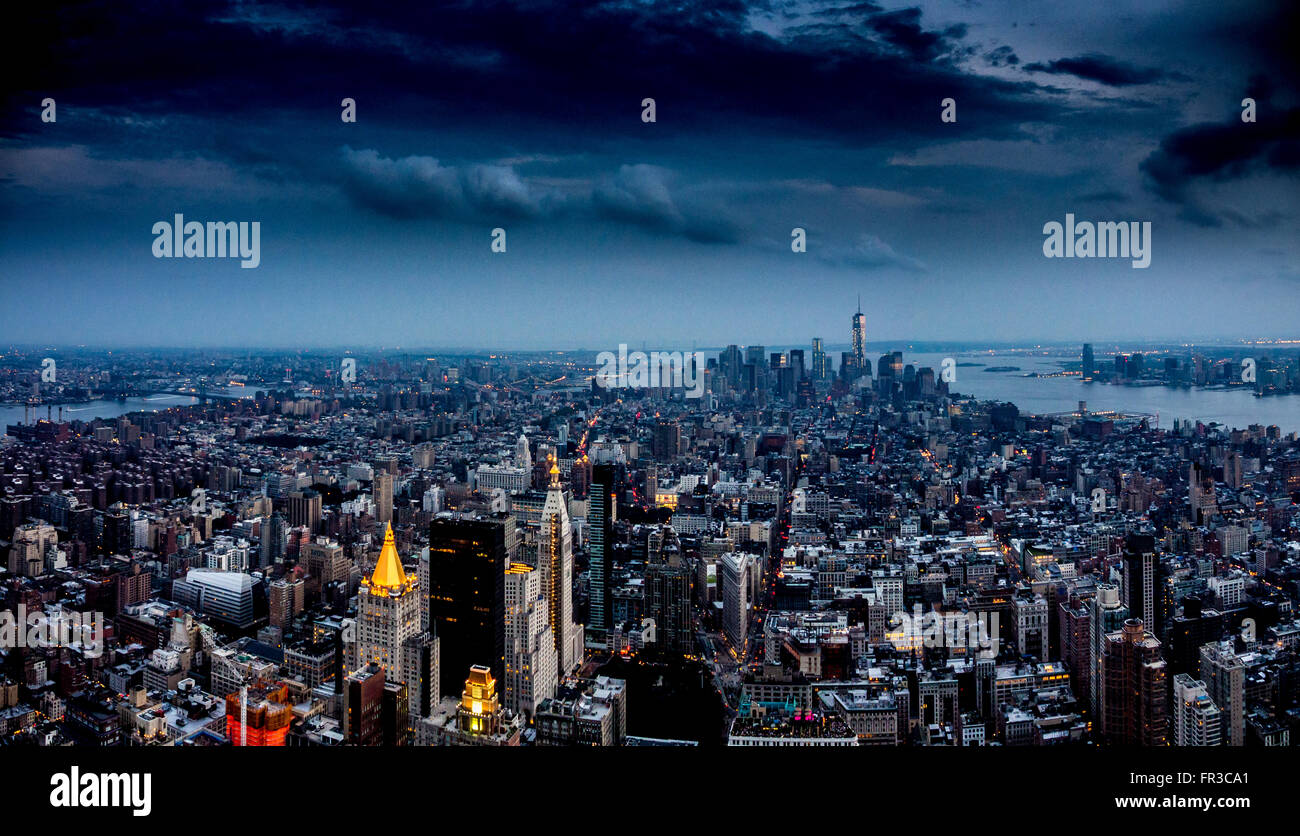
[0,394,202,431]
[907,352,1300,435]
[3,362,1297,436]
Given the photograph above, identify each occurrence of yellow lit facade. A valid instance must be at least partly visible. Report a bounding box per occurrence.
[457,665,500,735]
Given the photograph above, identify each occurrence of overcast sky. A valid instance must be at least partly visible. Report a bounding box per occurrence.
[1,0,1297,350]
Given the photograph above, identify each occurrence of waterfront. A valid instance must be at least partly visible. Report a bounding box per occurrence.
[0,395,200,431]
[909,352,1300,435]
[2,357,1296,437]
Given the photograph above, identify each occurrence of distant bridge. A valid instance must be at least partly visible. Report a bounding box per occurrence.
[96,387,250,403]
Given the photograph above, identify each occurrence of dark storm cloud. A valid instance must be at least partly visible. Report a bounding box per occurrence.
[338,151,745,242]
[1023,53,1167,87]
[984,45,1019,67]
[864,8,966,61]
[592,164,745,244]
[338,147,559,220]
[1140,97,1300,226]
[2,0,1059,155]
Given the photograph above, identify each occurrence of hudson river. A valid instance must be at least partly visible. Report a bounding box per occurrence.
[909,352,1299,435]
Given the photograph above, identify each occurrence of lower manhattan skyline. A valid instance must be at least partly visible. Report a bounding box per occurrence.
[0,0,1297,817]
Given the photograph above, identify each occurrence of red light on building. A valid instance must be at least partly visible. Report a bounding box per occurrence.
[224,683,292,746]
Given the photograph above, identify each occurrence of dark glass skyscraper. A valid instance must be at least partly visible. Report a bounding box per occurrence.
[427,512,512,698]
[588,464,616,639]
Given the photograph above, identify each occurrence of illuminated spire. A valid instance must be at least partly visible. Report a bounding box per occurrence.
[548,453,560,488]
[367,523,409,591]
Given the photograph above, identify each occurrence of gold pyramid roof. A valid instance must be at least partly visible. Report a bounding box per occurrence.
[367,523,410,591]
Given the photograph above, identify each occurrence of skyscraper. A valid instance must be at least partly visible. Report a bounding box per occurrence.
[374,472,394,524]
[587,463,616,641]
[811,337,827,381]
[355,524,432,719]
[1089,583,1129,720]
[503,562,557,720]
[1081,343,1097,380]
[652,420,680,459]
[260,512,286,568]
[1121,533,1156,631]
[515,433,532,472]
[343,662,385,746]
[1172,673,1222,746]
[645,525,693,656]
[1099,619,1168,746]
[427,511,512,697]
[721,552,752,650]
[539,456,582,674]
[851,297,866,373]
[1199,641,1245,746]
[1189,462,1217,523]
[288,489,322,533]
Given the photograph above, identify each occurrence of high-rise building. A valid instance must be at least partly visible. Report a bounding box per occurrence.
[1223,451,1244,490]
[1199,641,1245,746]
[1099,619,1168,746]
[652,420,680,460]
[788,349,806,382]
[811,337,828,381]
[1089,583,1129,720]
[721,552,753,650]
[745,345,767,392]
[503,562,557,720]
[302,537,349,589]
[355,524,432,720]
[645,526,693,656]
[719,344,743,391]
[374,473,394,524]
[269,577,304,629]
[344,662,386,746]
[1172,673,1222,746]
[515,433,532,472]
[427,512,512,697]
[1188,462,1217,523]
[1121,533,1156,630]
[287,489,322,533]
[587,463,617,641]
[1081,343,1097,380]
[402,633,440,720]
[382,679,411,746]
[1059,593,1092,704]
[261,512,287,567]
[539,456,582,674]
[851,297,866,373]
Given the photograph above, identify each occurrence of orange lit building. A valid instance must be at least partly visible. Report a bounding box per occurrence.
[225,683,292,746]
